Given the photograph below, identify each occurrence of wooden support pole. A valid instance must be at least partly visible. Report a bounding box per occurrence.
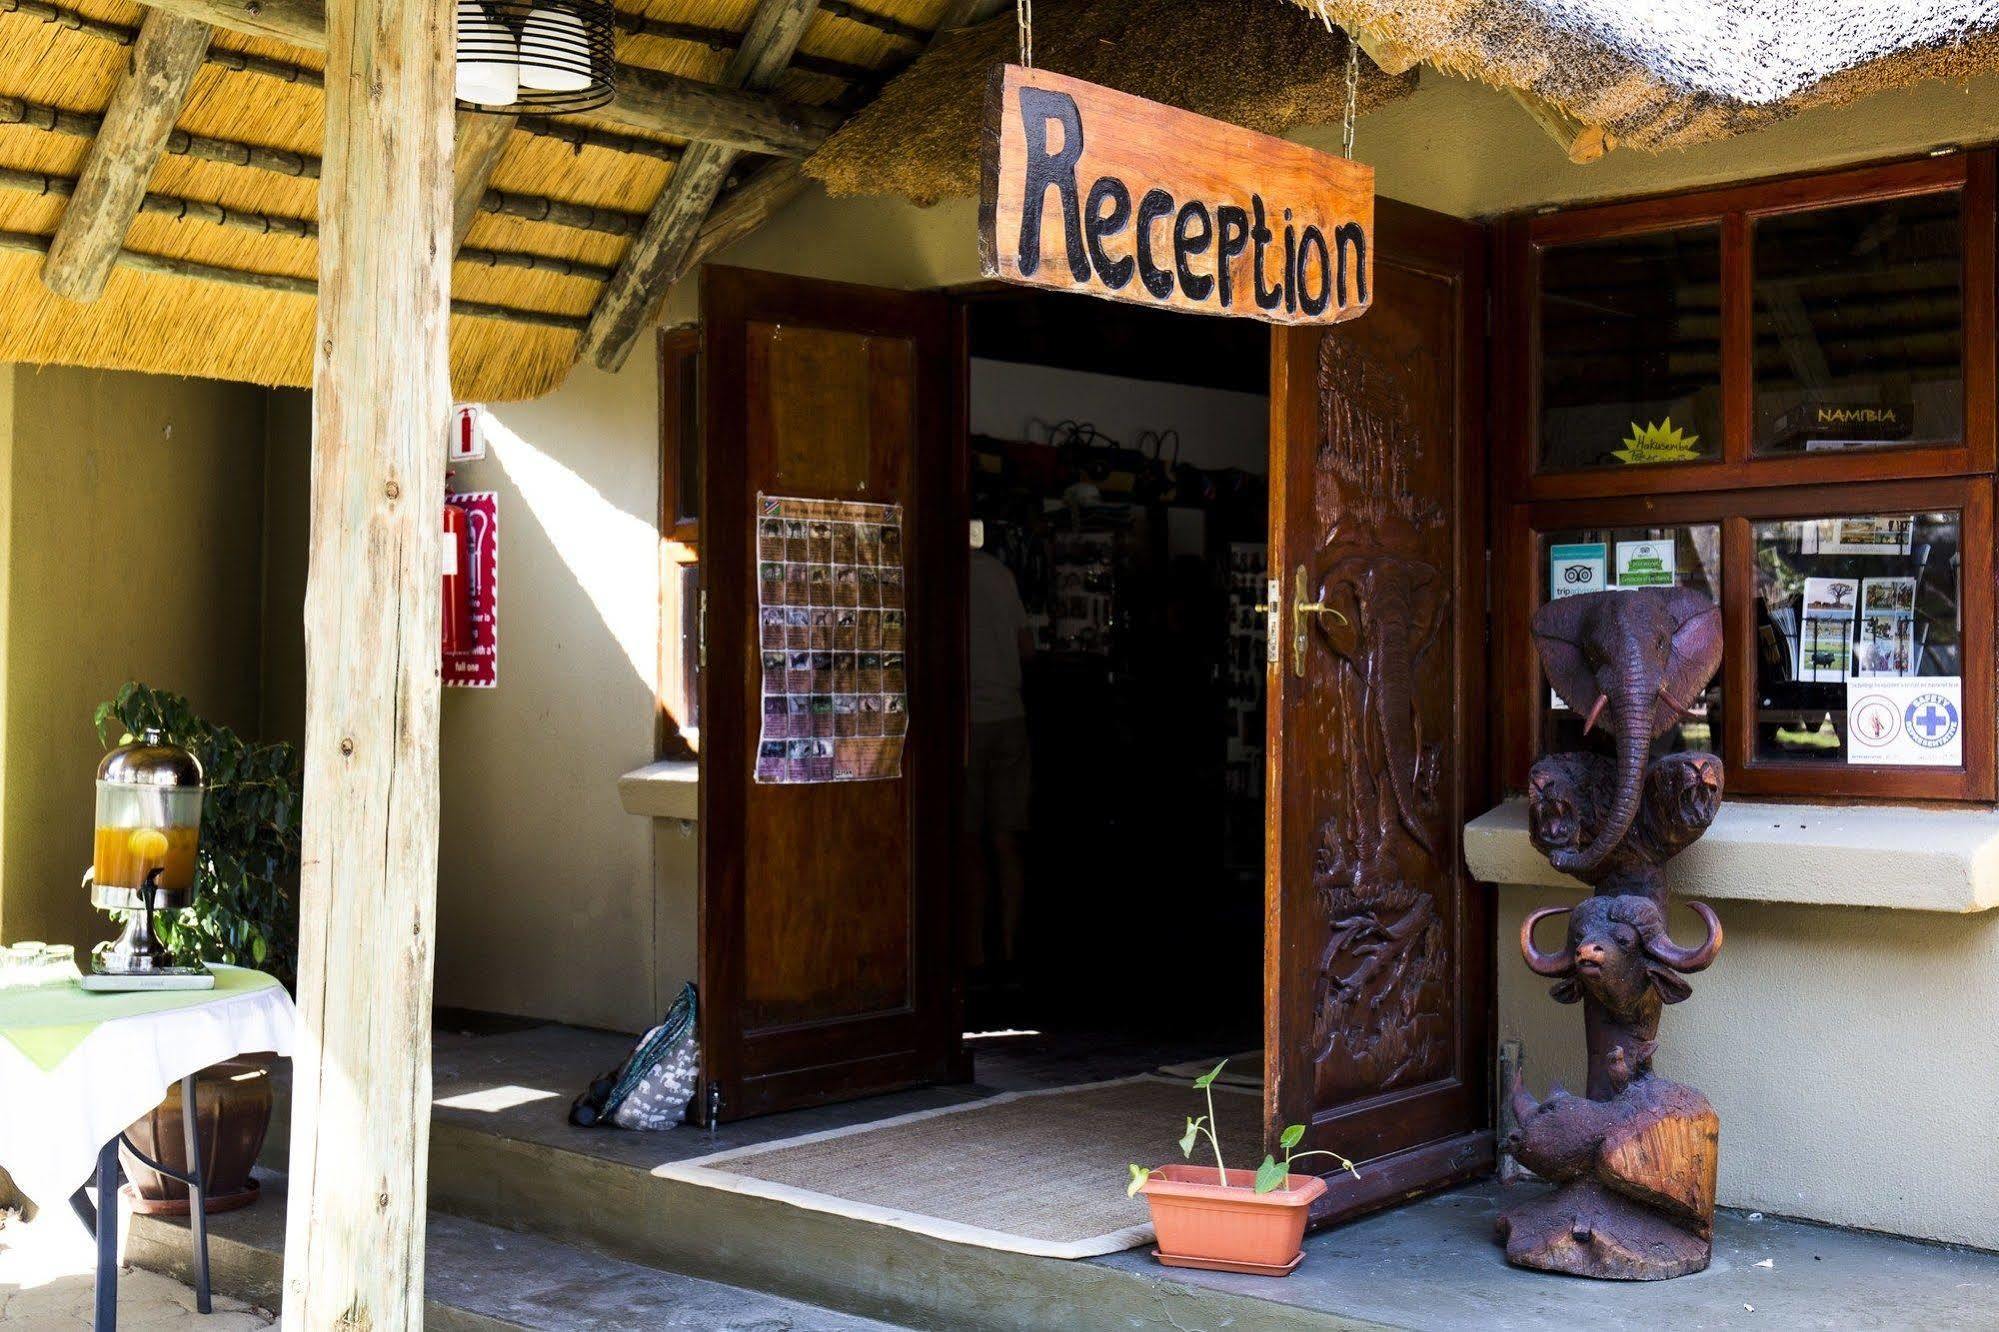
[1511,88,1614,164]
[42,9,211,301]
[136,0,842,156]
[451,110,516,249]
[580,0,820,371]
[280,0,449,1322]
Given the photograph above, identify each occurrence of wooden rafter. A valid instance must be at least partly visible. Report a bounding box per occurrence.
[452,111,516,250]
[686,159,808,272]
[1512,88,1615,163]
[136,0,842,156]
[579,0,821,370]
[42,8,210,301]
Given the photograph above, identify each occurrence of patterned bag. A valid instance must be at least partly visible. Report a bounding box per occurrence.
[569,983,699,1130]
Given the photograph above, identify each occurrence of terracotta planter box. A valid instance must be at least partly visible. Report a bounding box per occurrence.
[1138,1164,1327,1275]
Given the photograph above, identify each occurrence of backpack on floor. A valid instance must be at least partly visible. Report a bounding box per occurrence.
[569,982,699,1130]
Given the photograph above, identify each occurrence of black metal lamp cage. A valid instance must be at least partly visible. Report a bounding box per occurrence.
[456,0,616,116]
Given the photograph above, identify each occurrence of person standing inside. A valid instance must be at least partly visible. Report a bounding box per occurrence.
[967,537,1034,978]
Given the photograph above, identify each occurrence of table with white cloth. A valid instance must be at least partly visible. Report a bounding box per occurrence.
[0,965,295,1331]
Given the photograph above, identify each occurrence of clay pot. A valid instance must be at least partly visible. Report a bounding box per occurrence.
[120,1053,277,1215]
[1138,1164,1327,1275]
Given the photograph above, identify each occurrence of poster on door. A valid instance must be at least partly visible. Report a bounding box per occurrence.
[443,490,498,689]
[1846,677,1962,767]
[754,493,908,784]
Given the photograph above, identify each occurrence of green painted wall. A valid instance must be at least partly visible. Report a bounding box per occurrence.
[0,366,268,955]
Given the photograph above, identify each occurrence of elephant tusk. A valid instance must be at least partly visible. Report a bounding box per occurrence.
[1582,694,1610,735]
[1645,900,1724,973]
[1520,906,1576,977]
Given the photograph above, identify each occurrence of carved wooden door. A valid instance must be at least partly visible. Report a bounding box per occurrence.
[699,266,963,1122]
[1265,201,1493,1221]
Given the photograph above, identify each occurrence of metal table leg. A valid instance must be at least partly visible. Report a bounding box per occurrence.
[93,1136,118,1332]
[181,1073,211,1314]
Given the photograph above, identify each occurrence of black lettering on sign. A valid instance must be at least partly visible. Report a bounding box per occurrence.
[1174,202,1214,302]
[1085,177,1134,289]
[1136,188,1176,300]
[1336,221,1368,308]
[985,67,1373,325]
[1016,87,1087,282]
[1215,205,1249,309]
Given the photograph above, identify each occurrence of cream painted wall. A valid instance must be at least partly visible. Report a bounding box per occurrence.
[0,365,267,954]
[1497,886,1999,1249]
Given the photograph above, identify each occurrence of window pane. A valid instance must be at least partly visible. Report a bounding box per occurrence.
[1539,227,1722,471]
[1752,511,1961,764]
[675,351,701,525]
[1539,524,1722,756]
[1752,192,1962,455]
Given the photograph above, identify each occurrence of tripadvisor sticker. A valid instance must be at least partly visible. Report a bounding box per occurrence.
[1846,677,1962,767]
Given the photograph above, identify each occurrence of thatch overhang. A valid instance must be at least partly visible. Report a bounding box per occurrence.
[1300,0,1999,153]
[0,0,970,399]
[806,0,1416,206]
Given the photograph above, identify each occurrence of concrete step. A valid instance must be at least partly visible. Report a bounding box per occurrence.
[124,1172,909,1332]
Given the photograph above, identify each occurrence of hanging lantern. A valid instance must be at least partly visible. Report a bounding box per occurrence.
[456,0,615,115]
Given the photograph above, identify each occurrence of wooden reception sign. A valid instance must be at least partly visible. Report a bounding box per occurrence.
[979,65,1373,325]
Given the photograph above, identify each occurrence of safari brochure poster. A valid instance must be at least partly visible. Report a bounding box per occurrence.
[1807,515,1915,556]
[754,494,908,784]
[1846,677,1962,766]
[1615,540,1675,588]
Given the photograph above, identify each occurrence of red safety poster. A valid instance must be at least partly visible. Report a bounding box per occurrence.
[444,490,499,688]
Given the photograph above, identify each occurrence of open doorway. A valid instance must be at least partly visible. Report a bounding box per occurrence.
[958,288,1269,1085]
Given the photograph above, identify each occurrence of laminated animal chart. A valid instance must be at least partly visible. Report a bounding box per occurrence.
[754,494,908,784]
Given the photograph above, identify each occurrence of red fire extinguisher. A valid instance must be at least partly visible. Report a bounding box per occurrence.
[442,491,471,656]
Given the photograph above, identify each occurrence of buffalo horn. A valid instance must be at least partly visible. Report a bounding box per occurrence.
[1646,900,1724,973]
[1520,905,1576,977]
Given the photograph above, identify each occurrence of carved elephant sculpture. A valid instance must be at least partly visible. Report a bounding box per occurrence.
[1314,554,1448,856]
[1531,588,1723,878]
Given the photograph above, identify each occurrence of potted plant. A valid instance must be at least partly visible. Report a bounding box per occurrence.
[1127,1060,1358,1275]
[95,683,301,1214]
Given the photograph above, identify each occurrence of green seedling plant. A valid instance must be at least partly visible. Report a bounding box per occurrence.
[1127,1060,1360,1198]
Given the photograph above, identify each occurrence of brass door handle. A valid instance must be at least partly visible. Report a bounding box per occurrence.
[1274,567,1348,677]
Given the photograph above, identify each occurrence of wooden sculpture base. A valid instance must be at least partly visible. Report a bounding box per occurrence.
[1497,1178,1710,1281]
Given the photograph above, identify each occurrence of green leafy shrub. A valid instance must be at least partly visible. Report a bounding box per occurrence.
[93,682,301,989]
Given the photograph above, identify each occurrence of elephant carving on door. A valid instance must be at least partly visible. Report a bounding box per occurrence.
[1306,552,1452,1093]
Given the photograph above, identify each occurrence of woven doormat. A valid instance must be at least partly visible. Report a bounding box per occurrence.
[654,1076,1263,1259]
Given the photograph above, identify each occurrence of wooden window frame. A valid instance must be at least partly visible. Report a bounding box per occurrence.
[1494,151,1999,804]
[658,326,701,757]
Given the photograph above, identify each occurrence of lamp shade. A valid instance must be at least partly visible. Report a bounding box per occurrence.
[458,0,615,114]
[455,1,520,107]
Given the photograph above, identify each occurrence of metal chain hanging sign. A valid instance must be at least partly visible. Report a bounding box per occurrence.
[978,16,1374,326]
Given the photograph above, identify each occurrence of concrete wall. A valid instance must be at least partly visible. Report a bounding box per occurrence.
[1496,888,1999,1249]
[0,365,267,953]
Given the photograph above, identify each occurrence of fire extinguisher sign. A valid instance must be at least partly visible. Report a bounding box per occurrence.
[444,490,499,688]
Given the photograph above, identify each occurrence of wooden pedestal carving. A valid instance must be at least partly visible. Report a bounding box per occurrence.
[1497,587,1726,1280]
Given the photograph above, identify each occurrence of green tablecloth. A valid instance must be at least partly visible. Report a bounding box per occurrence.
[0,965,280,1071]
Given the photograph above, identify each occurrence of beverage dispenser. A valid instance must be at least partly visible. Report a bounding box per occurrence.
[82,729,213,990]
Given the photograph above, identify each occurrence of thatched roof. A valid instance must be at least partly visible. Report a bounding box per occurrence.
[1301,0,1999,151]
[0,0,958,399]
[807,0,1415,205]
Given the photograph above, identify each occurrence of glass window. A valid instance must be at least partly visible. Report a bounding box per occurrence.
[1751,510,1961,764]
[1752,192,1962,455]
[1539,226,1723,471]
[1540,523,1723,756]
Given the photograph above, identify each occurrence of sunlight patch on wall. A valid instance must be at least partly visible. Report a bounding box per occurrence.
[486,417,659,691]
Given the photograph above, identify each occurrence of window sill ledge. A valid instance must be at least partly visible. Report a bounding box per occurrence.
[1463,797,1999,913]
[618,760,699,822]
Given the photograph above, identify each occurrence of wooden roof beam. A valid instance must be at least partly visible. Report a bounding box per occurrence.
[1512,88,1614,164]
[579,0,820,370]
[136,0,842,156]
[452,110,516,249]
[42,9,210,301]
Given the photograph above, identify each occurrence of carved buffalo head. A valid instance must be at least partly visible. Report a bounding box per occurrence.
[1520,894,1722,1017]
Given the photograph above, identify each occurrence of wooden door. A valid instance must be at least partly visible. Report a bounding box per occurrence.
[1264,201,1493,1221]
[699,266,963,1123]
